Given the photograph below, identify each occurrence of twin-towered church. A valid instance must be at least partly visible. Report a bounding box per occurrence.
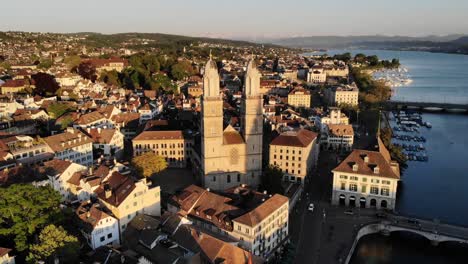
[200,56,263,190]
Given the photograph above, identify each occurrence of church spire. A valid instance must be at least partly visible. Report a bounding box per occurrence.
[244,56,260,96]
[203,54,220,97]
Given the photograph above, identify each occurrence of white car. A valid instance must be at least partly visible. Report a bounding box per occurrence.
[308,203,314,212]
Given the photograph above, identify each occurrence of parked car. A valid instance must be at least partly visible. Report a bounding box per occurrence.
[344,209,354,215]
[308,203,314,212]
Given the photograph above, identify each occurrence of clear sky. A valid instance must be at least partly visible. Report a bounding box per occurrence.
[2,0,468,39]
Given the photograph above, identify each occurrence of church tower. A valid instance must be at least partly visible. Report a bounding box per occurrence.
[201,55,224,184]
[241,58,263,180]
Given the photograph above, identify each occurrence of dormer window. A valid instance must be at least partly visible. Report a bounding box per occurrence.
[374,166,380,174]
[352,164,358,172]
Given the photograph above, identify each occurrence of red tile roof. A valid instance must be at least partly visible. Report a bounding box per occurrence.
[270,129,317,147]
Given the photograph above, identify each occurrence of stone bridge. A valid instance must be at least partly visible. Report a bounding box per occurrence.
[384,100,468,112]
[345,215,468,263]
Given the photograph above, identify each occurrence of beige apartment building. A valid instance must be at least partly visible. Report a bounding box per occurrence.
[331,147,400,210]
[326,85,359,107]
[269,129,319,184]
[169,184,289,260]
[287,88,311,108]
[132,130,193,168]
[95,172,161,234]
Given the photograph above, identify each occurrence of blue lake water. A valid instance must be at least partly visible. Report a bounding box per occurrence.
[305,50,468,263]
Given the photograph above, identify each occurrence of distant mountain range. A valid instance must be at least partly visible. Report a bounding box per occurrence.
[264,35,468,54]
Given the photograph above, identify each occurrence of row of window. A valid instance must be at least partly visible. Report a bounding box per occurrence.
[340,182,390,196]
[274,149,302,155]
[339,175,391,185]
[273,155,302,161]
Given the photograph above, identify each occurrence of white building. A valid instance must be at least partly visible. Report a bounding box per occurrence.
[331,148,400,210]
[317,107,349,133]
[323,124,354,151]
[76,201,120,250]
[86,128,125,160]
[44,159,87,201]
[44,128,94,166]
[307,67,326,84]
[0,247,15,264]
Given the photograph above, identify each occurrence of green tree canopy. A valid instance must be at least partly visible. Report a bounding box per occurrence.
[0,184,63,252]
[260,165,285,194]
[27,224,79,264]
[132,152,168,178]
[47,102,75,119]
[170,60,195,81]
[63,55,82,70]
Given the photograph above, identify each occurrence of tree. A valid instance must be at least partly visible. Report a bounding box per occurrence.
[99,70,120,86]
[63,55,81,70]
[76,61,97,81]
[37,59,53,70]
[27,224,79,264]
[131,152,168,178]
[170,60,195,81]
[47,102,74,119]
[0,184,63,252]
[31,72,60,96]
[259,165,284,194]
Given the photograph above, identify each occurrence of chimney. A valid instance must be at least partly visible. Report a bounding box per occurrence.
[104,183,112,199]
[206,188,210,192]
[86,212,91,218]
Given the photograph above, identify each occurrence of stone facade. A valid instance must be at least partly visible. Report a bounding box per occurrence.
[200,57,263,190]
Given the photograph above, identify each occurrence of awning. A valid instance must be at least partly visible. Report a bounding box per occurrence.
[339,194,346,199]
[349,196,356,200]
[360,197,366,202]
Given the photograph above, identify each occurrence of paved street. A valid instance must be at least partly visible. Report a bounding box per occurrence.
[290,150,379,264]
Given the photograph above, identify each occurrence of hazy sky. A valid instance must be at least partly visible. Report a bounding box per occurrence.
[2,0,468,39]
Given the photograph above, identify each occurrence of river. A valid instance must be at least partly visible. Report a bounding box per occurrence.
[305,50,468,263]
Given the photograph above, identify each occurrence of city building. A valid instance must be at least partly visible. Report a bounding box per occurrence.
[44,159,87,201]
[331,147,400,210]
[44,128,94,166]
[317,107,350,133]
[76,201,120,250]
[169,184,289,259]
[85,128,125,160]
[325,84,359,107]
[0,135,54,166]
[307,67,326,84]
[132,130,193,168]
[287,88,311,108]
[0,79,33,94]
[323,124,354,151]
[86,58,129,74]
[0,247,15,264]
[269,129,319,184]
[198,57,263,190]
[95,172,161,234]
